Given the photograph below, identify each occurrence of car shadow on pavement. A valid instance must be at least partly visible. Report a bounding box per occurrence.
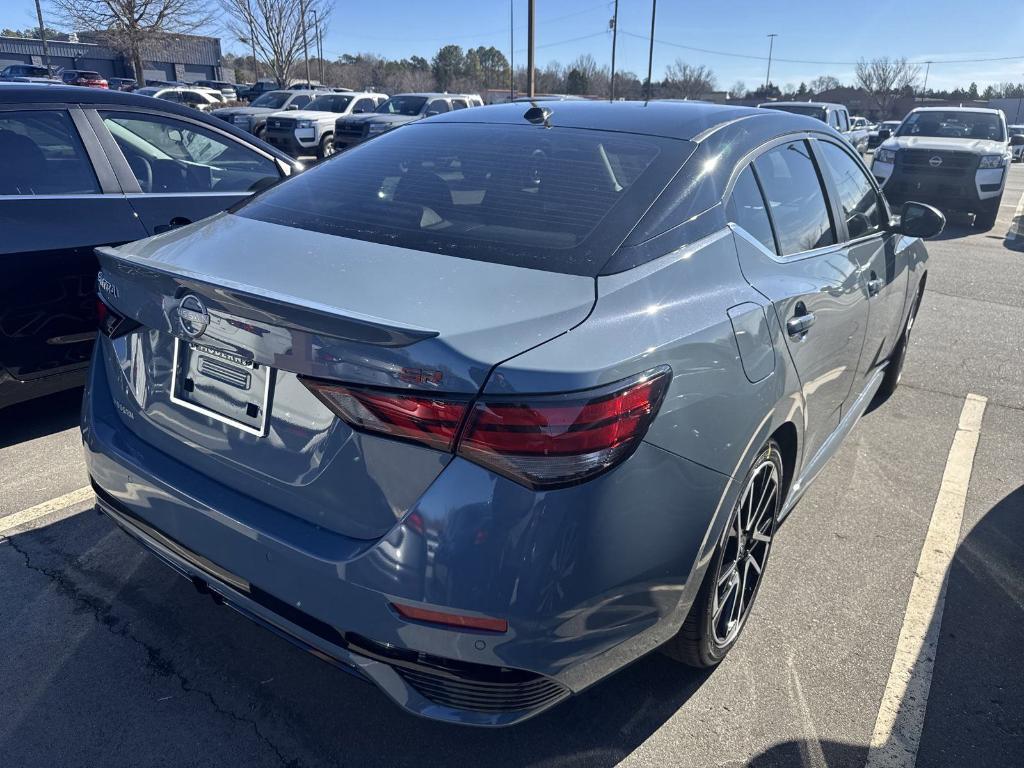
[0,387,83,449]
[0,511,713,768]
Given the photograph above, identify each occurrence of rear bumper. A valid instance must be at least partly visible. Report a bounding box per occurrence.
[82,343,732,725]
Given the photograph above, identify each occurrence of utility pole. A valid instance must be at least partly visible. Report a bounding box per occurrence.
[609,0,619,101]
[764,33,777,90]
[509,0,514,100]
[312,9,324,85]
[921,61,932,102]
[527,0,535,97]
[245,0,259,82]
[645,0,657,100]
[33,0,50,73]
[300,0,311,85]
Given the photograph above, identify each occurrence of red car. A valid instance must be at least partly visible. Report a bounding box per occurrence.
[59,70,108,89]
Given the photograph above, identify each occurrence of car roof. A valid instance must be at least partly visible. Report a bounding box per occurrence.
[761,101,845,109]
[423,99,820,142]
[909,106,1002,115]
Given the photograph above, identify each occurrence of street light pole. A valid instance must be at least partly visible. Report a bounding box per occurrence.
[609,0,619,101]
[645,0,657,100]
[33,0,50,73]
[527,0,535,97]
[300,0,311,85]
[312,9,324,85]
[509,0,514,100]
[921,60,932,102]
[244,0,259,83]
[764,33,777,90]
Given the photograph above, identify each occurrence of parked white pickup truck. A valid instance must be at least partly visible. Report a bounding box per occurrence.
[263,92,388,160]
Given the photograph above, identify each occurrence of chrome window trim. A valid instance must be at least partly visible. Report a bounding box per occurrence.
[728,222,843,264]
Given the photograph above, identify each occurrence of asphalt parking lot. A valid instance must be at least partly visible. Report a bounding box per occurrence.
[2,165,1022,768]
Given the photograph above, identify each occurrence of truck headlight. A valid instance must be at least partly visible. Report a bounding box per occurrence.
[978,154,1006,169]
[874,148,897,164]
[296,120,314,129]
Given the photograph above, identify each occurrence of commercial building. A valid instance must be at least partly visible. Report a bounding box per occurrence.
[0,33,233,84]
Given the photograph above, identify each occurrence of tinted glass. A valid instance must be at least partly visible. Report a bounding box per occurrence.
[427,100,450,114]
[101,112,280,194]
[0,111,99,195]
[754,141,835,255]
[817,141,884,239]
[352,98,374,113]
[251,91,290,109]
[897,110,1004,141]
[239,123,677,275]
[761,104,827,122]
[726,166,776,253]
[308,94,353,112]
[451,99,469,110]
[376,96,428,115]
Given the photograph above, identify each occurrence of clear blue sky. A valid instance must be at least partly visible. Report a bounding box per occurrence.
[4,0,1023,90]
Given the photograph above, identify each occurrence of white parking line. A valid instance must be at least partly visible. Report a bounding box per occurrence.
[864,393,987,768]
[0,486,94,537]
[1008,189,1024,241]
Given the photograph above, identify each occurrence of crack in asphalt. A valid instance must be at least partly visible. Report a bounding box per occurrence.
[0,536,304,768]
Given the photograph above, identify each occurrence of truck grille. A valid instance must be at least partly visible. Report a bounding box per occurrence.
[900,150,978,174]
[335,121,365,138]
[267,118,294,130]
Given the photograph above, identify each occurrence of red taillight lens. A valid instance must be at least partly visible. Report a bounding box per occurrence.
[391,602,507,633]
[301,367,670,489]
[301,379,469,452]
[458,368,670,489]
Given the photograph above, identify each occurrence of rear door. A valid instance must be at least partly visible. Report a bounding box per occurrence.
[85,107,284,234]
[0,104,146,382]
[814,137,908,391]
[730,138,868,464]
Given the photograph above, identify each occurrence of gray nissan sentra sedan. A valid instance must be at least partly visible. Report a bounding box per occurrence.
[83,101,943,726]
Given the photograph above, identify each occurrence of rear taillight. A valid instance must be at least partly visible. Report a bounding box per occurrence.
[96,294,140,338]
[301,367,670,489]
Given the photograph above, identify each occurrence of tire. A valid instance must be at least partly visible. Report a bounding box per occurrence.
[662,441,783,668]
[874,285,922,404]
[317,133,335,161]
[973,198,1000,230]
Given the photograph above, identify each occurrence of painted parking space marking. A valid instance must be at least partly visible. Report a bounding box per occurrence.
[0,486,93,537]
[864,393,987,768]
[1008,189,1024,241]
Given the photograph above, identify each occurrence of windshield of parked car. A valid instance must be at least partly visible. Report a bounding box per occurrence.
[1010,125,1024,136]
[14,65,49,77]
[882,121,902,130]
[897,111,1005,141]
[250,91,291,109]
[135,87,159,96]
[761,104,828,122]
[238,123,689,275]
[375,96,428,116]
[307,94,354,113]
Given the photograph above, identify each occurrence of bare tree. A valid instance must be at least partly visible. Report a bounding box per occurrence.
[855,57,920,116]
[662,59,715,100]
[220,0,332,86]
[808,75,841,95]
[49,0,214,83]
[728,80,747,99]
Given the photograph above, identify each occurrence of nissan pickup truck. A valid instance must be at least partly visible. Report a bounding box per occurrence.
[872,106,1024,229]
[264,91,387,159]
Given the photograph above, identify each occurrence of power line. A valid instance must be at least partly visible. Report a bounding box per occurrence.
[618,30,1024,67]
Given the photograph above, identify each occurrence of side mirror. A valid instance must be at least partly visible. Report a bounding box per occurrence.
[425,110,440,117]
[286,103,299,110]
[1010,134,1024,147]
[877,129,892,141]
[895,201,945,239]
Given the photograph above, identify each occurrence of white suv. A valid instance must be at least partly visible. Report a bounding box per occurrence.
[872,107,1024,229]
[263,92,388,160]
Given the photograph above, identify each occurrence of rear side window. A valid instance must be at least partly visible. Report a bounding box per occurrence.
[817,141,884,239]
[239,122,683,275]
[0,110,99,195]
[754,141,835,255]
[726,166,776,253]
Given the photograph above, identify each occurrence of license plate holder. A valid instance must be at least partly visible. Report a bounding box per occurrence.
[170,338,272,436]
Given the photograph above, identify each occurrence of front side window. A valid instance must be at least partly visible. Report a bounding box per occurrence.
[290,95,312,109]
[352,98,375,114]
[238,122,681,275]
[451,99,469,110]
[100,112,280,194]
[753,141,835,255]
[0,110,99,195]
[726,166,776,253]
[427,100,450,115]
[817,141,884,239]
[309,94,354,113]
[376,96,428,116]
[250,91,291,109]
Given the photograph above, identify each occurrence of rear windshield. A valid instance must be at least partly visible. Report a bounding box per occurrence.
[761,104,827,122]
[238,123,688,275]
[897,111,1005,141]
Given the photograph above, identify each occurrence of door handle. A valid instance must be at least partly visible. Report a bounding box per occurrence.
[787,312,816,337]
[867,277,884,296]
[154,217,193,235]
